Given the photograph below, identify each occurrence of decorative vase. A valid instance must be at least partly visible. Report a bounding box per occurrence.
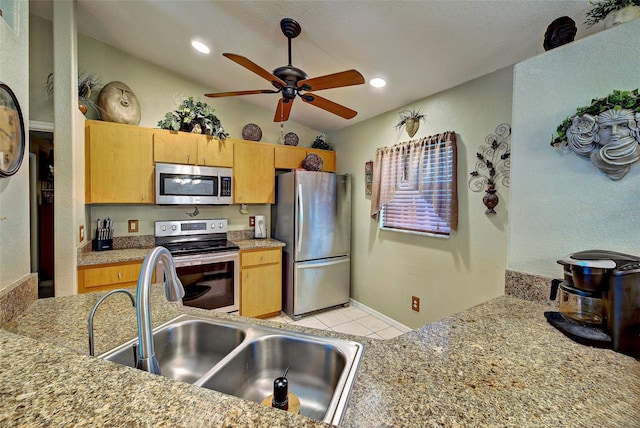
[78,100,88,114]
[97,81,141,125]
[405,118,420,137]
[482,186,499,215]
[604,5,640,29]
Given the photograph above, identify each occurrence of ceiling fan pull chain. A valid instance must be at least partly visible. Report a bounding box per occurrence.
[279,109,285,144]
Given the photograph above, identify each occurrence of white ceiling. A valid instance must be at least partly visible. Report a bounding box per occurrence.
[30,0,600,132]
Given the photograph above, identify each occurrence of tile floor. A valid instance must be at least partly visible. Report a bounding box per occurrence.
[265,305,405,340]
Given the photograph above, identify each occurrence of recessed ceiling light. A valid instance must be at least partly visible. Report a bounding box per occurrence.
[191,40,210,54]
[370,77,386,88]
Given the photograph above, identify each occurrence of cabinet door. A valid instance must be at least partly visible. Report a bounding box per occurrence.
[85,120,154,204]
[307,148,336,172]
[241,263,281,318]
[197,136,234,167]
[233,140,275,204]
[274,145,307,170]
[153,130,198,165]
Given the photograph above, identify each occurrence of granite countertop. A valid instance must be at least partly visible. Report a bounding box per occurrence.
[77,238,285,267]
[2,291,639,427]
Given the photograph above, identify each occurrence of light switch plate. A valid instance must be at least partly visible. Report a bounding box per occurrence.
[128,219,139,233]
[249,216,255,227]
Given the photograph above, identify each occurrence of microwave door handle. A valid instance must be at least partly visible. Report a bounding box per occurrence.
[217,171,221,199]
[297,183,303,253]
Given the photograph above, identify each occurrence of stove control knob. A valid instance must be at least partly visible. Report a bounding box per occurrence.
[171,225,177,231]
[161,225,167,231]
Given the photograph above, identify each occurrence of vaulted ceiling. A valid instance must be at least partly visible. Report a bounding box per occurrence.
[30,0,600,132]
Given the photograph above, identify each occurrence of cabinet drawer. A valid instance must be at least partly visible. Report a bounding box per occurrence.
[241,248,281,267]
[78,262,144,293]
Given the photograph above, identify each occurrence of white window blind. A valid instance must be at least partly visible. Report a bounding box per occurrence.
[376,133,458,236]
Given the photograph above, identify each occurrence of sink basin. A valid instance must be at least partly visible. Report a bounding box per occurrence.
[99,314,363,425]
[101,318,246,383]
[198,334,351,423]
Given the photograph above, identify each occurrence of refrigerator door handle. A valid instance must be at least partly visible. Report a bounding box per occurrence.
[297,183,303,253]
[298,257,349,269]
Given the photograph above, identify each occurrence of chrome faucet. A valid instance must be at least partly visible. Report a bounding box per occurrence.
[87,289,136,356]
[135,246,184,375]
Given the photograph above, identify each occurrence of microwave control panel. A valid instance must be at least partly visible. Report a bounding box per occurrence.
[220,176,232,197]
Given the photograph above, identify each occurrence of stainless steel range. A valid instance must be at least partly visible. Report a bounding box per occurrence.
[155,219,239,313]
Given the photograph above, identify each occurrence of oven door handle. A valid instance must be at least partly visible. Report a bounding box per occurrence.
[297,183,303,253]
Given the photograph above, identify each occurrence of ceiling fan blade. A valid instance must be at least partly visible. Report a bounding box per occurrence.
[274,98,294,122]
[223,53,285,89]
[205,89,279,98]
[300,93,358,119]
[298,69,365,92]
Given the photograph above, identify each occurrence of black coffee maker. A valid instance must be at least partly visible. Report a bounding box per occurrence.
[545,250,640,359]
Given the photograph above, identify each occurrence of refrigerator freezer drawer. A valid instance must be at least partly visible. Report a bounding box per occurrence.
[291,256,350,317]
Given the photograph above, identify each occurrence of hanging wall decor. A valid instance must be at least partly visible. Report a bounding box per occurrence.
[469,123,511,214]
[365,160,373,195]
[395,109,426,138]
[551,89,640,180]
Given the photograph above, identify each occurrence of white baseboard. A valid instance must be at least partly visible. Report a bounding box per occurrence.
[349,299,411,333]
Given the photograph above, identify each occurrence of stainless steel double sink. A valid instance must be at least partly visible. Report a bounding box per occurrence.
[99,314,363,425]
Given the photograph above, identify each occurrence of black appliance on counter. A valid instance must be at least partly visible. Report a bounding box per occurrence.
[545,250,640,359]
[155,219,240,312]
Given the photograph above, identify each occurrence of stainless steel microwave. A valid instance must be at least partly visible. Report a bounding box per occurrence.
[155,163,233,205]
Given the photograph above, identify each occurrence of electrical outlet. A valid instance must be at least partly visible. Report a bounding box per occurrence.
[79,225,85,242]
[249,216,255,227]
[128,219,139,233]
[412,296,420,312]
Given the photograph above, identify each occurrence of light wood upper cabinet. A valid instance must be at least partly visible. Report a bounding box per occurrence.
[274,145,307,170]
[153,129,234,167]
[240,247,282,318]
[85,120,154,204]
[153,129,198,165]
[274,146,336,172]
[233,140,275,204]
[197,136,234,167]
[306,148,336,172]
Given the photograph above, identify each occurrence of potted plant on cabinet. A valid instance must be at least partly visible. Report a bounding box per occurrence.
[585,0,640,28]
[46,72,102,115]
[157,97,228,139]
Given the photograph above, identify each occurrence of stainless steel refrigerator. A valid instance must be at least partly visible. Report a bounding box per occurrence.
[274,171,351,320]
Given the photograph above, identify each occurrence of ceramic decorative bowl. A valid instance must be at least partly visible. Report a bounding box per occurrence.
[284,132,299,146]
[242,123,262,141]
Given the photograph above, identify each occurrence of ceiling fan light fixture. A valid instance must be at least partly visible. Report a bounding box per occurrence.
[370,77,387,88]
[191,40,210,54]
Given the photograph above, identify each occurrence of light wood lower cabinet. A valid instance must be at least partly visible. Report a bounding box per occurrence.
[239,247,282,318]
[78,260,151,293]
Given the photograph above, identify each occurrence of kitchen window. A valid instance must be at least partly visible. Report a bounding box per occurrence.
[370,132,458,237]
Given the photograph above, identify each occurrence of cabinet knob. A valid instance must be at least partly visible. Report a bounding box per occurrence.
[118,272,122,279]
[141,193,145,201]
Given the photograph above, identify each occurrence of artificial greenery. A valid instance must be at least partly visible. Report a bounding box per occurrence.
[551,89,640,147]
[394,108,426,131]
[311,135,333,151]
[584,0,640,27]
[157,97,228,139]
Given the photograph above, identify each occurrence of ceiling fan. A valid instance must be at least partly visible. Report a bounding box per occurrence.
[205,18,365,122]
